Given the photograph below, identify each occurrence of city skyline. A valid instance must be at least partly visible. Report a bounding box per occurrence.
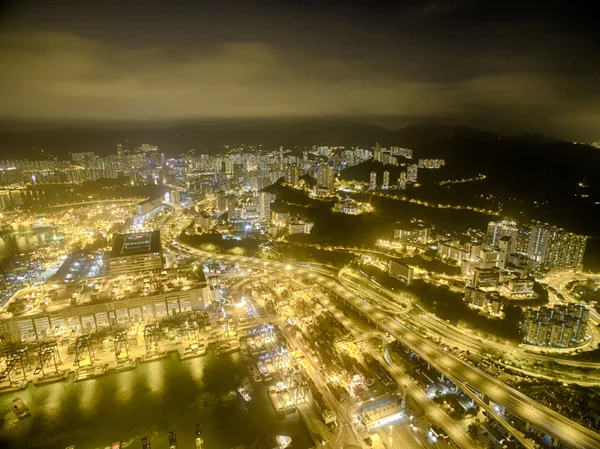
[2,2,600,449]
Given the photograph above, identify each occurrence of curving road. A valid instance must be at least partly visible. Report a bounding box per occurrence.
[347,263,600,376]
[163,209,600,449]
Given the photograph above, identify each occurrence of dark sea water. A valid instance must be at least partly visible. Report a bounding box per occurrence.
[0,352,314,449]
[0,229,58,262]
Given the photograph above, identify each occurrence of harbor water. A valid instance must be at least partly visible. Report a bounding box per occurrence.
[0,228,58,262]
[0,351,314,449]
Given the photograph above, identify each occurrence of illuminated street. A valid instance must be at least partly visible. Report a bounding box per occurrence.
[2,10,600,445]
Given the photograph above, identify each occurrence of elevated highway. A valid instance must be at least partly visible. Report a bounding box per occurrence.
[163,208,600,448]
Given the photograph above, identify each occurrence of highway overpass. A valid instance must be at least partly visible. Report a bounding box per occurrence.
[164,209,600,449]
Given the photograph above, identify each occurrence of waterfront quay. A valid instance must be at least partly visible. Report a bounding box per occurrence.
[0,302,273,392]
[0,262,438,449]
[0,270,317,449]
[0,349,315,449]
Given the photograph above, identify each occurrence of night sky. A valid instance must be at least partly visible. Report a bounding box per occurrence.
[0,0,599,140]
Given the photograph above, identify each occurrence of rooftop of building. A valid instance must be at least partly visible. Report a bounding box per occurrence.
[360,400,403,424]
[0,265,206,321]
[109,230,161,258]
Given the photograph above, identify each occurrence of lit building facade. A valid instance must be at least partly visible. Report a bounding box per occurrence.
[486,220,519,252]
[522,304,589,348]
[369,171,377,190]
[527,223,587,269]
[407,164,418,183]
[397,172,407,190]
[0,285,210,344]
[382,171,390,190]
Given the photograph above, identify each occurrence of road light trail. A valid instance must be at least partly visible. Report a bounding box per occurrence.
[165,207,600,449]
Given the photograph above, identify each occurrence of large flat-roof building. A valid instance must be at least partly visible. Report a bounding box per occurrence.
[359,400,403,430]
[109,230,163,275]
[0,267,210,343]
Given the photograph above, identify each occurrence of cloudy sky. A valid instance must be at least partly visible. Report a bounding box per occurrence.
[0,0,599,139]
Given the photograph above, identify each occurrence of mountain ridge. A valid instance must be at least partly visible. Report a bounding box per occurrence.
[0,119,568,158]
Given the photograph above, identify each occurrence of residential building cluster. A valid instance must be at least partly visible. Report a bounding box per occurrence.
[439,219,585,278]
[364,145,445,191]
[269,211,313,237]
[418,159,445,169]
[0,144,166,186]
[486,220,587,270]
[372,143,415,164]
[521,304,589,348]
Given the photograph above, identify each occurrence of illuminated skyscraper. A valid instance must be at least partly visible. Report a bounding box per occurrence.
[369,171,377,190]
[224,158,234,175]
[407,164,418,183]
[515,223,532,254]
[318,165,335,192]
[279,146,284,171]
[528,223,587,269]
[497,236,512,269]
[284,165,300,185]
[258,192,272,221]
[397,172,407,190]
[382,171,390,190]
[216,190,228,213]
[486,219,519,252]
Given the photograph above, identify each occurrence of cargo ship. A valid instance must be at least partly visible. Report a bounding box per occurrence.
[0,380,29,393]
[179,342,208,360]
[74,364,107,382]
[10,398,30,418]
[246,338,259,355]
[216,340,240,355]
[268,386,295,414]
[140,351,168,363]
[256,362,271,381]
[33,371,69,386]
[264,359,277,376]
[105,360,136,375]
[249,365,262,383]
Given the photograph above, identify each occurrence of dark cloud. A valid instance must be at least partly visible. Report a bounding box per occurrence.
[0,0,599,140]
